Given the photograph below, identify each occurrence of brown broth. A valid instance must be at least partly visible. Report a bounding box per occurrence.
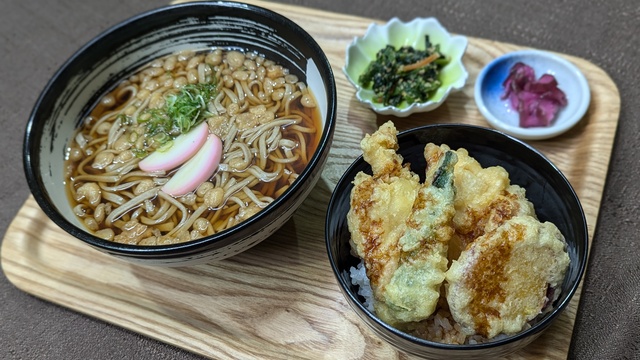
[65,49,322,244]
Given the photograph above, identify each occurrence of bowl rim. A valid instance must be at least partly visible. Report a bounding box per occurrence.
[325,123,589,350]
[23,1,337,259]
[474,49,591,140]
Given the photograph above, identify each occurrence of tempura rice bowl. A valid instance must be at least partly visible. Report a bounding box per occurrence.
[325,124,587,358]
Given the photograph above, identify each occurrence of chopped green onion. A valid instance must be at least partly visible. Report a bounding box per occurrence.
[135,81,218,155]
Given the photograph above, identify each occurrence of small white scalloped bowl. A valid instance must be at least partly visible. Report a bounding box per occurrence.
[343,17,468,117]
[474,50,591,140]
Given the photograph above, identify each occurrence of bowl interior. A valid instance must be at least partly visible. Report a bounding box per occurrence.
[326,124,588,356]
[24,1,336,256]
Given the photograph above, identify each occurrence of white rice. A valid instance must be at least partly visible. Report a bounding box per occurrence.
[349,261,374,312]
[348,260,504,345]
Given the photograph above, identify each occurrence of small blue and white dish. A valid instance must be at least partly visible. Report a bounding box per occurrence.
[474,50,590,140]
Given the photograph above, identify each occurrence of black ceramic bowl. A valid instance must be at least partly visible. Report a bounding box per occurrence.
[325,124,587,358]
[23,2,337,266]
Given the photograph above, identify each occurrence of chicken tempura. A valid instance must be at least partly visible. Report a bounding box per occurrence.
[448,147,536,260]
[446,215,570,338]
[445,148,569,339]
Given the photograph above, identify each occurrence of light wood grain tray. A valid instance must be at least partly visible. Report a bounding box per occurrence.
[1,0,620,358]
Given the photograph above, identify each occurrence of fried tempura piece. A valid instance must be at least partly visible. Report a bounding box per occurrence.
[445,215,570,338]
[347,121,457,326]
[448,148,536,260]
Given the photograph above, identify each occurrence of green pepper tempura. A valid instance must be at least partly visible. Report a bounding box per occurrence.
[358,36,448,107]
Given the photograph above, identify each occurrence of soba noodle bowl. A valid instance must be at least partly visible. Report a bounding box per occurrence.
[64,49,321,245]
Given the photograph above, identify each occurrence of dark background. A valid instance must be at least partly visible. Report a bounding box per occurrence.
[1,1,638,359]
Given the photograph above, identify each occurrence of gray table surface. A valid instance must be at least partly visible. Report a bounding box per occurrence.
[1,1,638,359]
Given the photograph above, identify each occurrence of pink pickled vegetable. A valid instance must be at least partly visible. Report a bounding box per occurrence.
[501,62,567,128]
[161,134,223,197]
[139,122,209,172]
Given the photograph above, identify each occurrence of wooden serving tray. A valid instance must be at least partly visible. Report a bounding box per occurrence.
[1,0,620,359]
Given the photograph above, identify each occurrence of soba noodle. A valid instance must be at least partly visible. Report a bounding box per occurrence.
[65,49,320,245]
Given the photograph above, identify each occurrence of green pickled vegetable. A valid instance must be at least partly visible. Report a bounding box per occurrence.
[358,36,448,107]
